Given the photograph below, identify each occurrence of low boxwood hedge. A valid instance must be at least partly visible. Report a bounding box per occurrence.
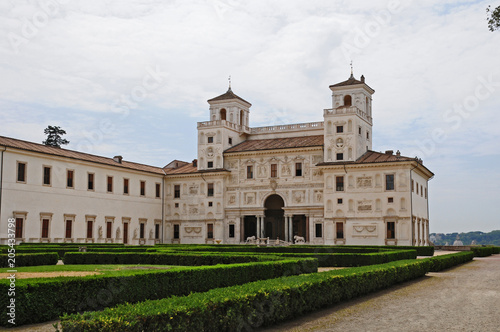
[0,253,58,267]
[63,252,280,265]
[60,259,430,331]
[471,246,496,257]
[426,251,474,272]
[0,258,316,327]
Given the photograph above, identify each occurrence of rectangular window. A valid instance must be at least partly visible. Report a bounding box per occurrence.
[207,161,213,168]
[416,183,419,194]
[15,218,23,238]
[387,221,395,239]
[411,180,414,192]
[41,219,49,238]
[207,136,213,143]
[208,201,213,207]
[175,203,179,208]
[123,178,129,194]
[295,163,302,176]
[425,188,428,199]
[336,153,344,161]
[155,183,161,198]
[88,173,94,191]
[315,223,323,238]
[140,181,146,196]
[270,164,277,178]
[337,125,344,133]
[155,223,160,240]
[207,223,214,239]
[173,224,180,239]
[336,222,344,239]
[107,176,113,193]
[336,176,344,191]
[86,220,93,238]
[337,198,343,204]
[207,183,214,197]
[17,162,26,182]
[229,224,235,238]
[420,185,423,197]
[366,132,370,140]
[140,223,145,239]
[388,197,394,203]
[67,170,74,188]
[358,127,362,135]
[228,137,233,145]
[65,220,72,238]
[174,185,180,198]
[43,166,51,185]
[247,165,253,179]
[106,221,112,239]
[385,174,395,191]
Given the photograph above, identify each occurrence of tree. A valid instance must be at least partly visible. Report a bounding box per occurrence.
[487,5,500,31]
[43,125,70,148]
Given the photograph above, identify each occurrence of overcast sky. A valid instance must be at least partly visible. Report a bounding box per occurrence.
[1,0,499,234]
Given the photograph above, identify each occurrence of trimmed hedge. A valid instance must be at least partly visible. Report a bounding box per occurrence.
[0,253,58,267]
[426,251,474,272]
[63,252,280,265]
[60,259,430,331]
[3,246,152,260]
[471,246,495,257]
[0,258,316,327]
[269,249,417,267]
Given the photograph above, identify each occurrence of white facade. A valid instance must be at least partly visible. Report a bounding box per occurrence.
[0,74,434,246]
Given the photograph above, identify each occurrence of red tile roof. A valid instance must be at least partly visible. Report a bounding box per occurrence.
[356,150,415,163]
[207,88,252,106]
[225,135,324,153]
[0,135,165,175]
[329,74,374,92]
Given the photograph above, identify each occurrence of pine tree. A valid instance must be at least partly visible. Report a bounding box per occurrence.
[42,125,70,148]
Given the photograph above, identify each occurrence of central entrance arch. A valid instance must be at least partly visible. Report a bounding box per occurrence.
[264,194,285,240]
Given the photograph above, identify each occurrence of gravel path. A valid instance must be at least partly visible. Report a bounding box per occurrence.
[261,255,500,332]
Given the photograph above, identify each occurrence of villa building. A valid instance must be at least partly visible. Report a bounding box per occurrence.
[0,74,433,246]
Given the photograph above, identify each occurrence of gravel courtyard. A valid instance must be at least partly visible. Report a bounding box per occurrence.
[262,254,500,332]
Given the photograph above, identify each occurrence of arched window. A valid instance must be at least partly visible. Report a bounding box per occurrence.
[365,97,369,113]
[344,95,352,106]
[240,110,244,126]
[220,109,227,121]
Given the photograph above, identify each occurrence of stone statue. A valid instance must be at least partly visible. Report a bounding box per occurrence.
[116,227,120,239]
[98,226,103,239]
[133,228,138,240]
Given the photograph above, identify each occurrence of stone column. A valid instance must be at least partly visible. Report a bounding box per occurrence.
[240,216,244,242]
[260,216,265,238]
[256,216,260,239]
[288,215,293,243]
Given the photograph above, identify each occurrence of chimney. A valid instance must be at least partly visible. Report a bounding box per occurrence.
[360,75,365,83]
[385,150,393,155]
[192,159,197,167]
[113,155,123,163]
[396,150,401,157]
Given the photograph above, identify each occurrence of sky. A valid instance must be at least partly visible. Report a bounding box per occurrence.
[1,0,499,234]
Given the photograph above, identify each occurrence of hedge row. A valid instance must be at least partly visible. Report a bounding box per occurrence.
[17,243,126,247]
[63,252,280,265]
[270,249,417,267]
[471,246,496,257]
[2,246,152,260]
[60,259,430,331]
[0,253,58,267]
[160,245,380,254]
[0,258,316,327]
[426,251,474,272]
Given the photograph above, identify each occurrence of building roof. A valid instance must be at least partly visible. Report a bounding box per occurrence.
[225,135,324,153]
[207,88,252,106]
[318,150,434,176]
[163,160,229,176]
[329,74,374,92]
[0,135,165,175]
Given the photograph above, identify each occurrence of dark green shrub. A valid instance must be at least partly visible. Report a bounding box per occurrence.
[0,259,316,327]
[426,251,474,272]
[471,246,495,257]
[0,253,58,267]
[60,259,430,331]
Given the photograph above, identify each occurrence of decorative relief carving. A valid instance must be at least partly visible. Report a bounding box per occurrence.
[188,205,199,214]
[281,164,291,176]
[244,192,256,205]
[352,224,378,237]
[228,194,236,205]
[357,200,373,212]
[292,190,306,204]
[357,177,373,188]
[314,190,323,203]
[184,226,202,237]
[189,183,199,195]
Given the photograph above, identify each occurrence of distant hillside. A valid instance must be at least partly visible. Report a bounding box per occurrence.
[430,230,500,246]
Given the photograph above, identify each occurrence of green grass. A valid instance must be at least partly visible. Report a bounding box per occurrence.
[0,264,184,278]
